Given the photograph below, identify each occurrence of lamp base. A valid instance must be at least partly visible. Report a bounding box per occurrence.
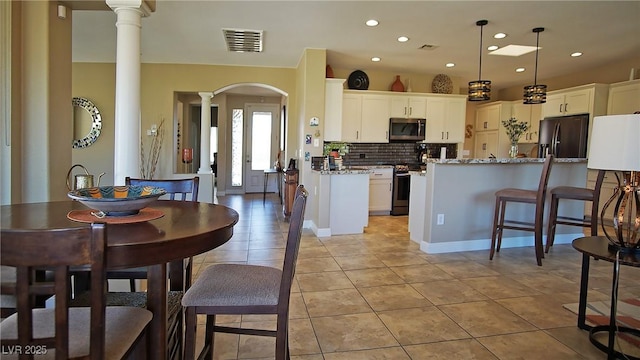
[607,242,640,254]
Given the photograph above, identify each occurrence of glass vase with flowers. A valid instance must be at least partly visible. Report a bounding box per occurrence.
[501,117,529,158]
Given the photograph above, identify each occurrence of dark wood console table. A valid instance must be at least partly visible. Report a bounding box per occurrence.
[572,236,640,360]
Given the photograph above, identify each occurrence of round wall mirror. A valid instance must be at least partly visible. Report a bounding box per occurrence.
[72,97,102,148]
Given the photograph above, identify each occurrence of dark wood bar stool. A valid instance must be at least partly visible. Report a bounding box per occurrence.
[545,170,606,253]
[490,155,554,266]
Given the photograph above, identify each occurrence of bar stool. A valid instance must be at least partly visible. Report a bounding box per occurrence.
[490,155,554,266]
[545,170,606,253]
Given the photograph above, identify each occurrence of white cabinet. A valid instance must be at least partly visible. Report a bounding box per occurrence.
[511,102,542,144]
[390,96,427,118]
[368,168,393,213]
[324,78,346,142]
[340,93,363,142]
[473,131,498,158]
[424,96,466,143]
[607,79,640,115]
[338,91,390,143]
[361,95,391,142]
[474,101,512,158]
[542,84,609,118]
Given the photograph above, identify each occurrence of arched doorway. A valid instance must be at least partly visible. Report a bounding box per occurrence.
[174,83,288,196]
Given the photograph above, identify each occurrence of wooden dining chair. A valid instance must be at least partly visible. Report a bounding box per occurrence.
[545,169,606,253]
[181,185,308,360]
[0,223,152,359]
[490,155,554,266]
[107,176,200,291]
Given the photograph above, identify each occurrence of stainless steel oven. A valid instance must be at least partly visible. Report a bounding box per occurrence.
[391,165,411,215]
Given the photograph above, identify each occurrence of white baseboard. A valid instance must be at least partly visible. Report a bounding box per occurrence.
[420,232,584,254]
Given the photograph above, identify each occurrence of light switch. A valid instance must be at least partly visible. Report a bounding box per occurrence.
[313,139,319,147]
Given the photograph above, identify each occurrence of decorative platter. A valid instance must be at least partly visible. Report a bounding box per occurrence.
[67,207,164,224]
[432,74,453,94]
[347,70,369,90]
[68,185,166,217]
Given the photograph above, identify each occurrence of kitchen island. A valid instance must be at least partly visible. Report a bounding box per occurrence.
[309,168,372,236]
[409,158,588,254]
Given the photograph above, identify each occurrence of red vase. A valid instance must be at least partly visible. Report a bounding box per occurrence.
[391,75,405,92]
[326,65,335,78]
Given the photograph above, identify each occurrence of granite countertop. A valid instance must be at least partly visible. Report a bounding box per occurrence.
[424,158,587,164]
[312,164,393,175]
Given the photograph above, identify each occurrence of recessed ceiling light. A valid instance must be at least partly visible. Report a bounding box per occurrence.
[397,36,409,42]
[494,33,507,39]
[371,57,381,62]
[446,63,455,68]
[366,19,378,27]
[515,67,526,73]
[487,45,499,51]
[571,52,583,57]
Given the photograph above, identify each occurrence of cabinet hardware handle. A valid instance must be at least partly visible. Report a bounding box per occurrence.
[356,130,359,139]
[446,131,449,139]
[441,132,444,139]
[404,107,408,115]
[559,104,563,113]
[484,121,488,129]
[389,183,392,191]
[409,107,412,116]
[564,103,568,113]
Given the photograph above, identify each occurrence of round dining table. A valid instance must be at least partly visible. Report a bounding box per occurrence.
[0,200,239,360]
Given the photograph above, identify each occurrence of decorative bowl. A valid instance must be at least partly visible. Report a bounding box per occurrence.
[68,185,166,216]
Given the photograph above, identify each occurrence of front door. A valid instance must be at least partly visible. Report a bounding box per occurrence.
[244,104,279,193]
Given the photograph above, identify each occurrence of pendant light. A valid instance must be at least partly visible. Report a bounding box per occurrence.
[523,27,547,104]
[468,20,491,101]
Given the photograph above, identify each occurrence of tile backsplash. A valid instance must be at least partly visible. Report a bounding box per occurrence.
[339,143,418,165]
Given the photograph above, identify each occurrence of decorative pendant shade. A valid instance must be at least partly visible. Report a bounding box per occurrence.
[469,20,491,101]
[523,27,547,104]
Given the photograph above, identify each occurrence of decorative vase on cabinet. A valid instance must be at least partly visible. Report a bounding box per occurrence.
[391,75,405,92]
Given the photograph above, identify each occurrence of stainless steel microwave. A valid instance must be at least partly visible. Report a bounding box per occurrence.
[389,118,426,142]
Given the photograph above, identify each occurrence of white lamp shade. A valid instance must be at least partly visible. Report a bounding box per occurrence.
[587,114,640,171]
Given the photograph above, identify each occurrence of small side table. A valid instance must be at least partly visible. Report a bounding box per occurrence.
[263,168,282,204]
[572,236,640,360]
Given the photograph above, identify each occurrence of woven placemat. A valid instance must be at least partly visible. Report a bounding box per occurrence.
[67,207,164,224]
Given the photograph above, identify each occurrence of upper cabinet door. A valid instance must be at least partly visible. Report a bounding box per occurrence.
[607,80,640,115]
[389,96,427,118]
[360,95,390,143]
[341,93,362,142]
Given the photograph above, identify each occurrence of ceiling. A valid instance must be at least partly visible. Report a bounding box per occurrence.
[71,1,640,96]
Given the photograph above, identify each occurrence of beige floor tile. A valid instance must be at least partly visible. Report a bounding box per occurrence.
[344,267,405,287]
[377,307,471,345]
[295,256,341,273]
[358,284,432,311]
[375,251,428,267]
[302,289,372,317]
[439,300,536,337]
[403,339,499,360]
[296,271,354,292]
[333,254,387,270]
[289,318,322,356]
[411,279,489,305]
[434,261,501,279]
[322,347,411,359]
[199,194,619,359]
[495,294,579,329]
[311,313,399,353]
[478,330,584,359]
[509,272,580,295]
[390,264,455,283]
[461,275,543,300]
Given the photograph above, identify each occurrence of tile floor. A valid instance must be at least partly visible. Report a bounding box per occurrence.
[187,193,640,360]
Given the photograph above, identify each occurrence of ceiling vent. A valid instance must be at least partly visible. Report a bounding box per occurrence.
[419,44,438,50]
[222,28,264,53]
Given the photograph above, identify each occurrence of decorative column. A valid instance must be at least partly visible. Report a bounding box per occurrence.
[106,0,150,184]
[198,92,213,174]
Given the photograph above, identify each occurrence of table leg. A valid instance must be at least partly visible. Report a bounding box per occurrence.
[147,264,168,360]
[278,172,282,204]
[607,255,619,359]
[263,172,267,204]
[578,253,591,330]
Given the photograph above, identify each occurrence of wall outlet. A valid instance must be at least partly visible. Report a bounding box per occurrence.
[437,214,445,225]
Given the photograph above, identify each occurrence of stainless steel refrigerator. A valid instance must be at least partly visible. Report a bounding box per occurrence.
[537,113,589,158]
